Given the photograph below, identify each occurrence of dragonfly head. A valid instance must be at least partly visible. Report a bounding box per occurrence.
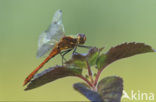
[77,34,86,44]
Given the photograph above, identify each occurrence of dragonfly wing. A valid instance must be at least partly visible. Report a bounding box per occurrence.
[37,10,65,57]
[37,32,55,57]
[48,10,65,40]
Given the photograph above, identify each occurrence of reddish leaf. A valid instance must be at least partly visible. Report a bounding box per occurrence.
[97,42,155,69]
[25,66,82,91]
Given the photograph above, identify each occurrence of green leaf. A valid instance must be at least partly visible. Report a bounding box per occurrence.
[73,83,103,102]
[68,59,87,68]
[88,50,99,66]
[96,54,107,69]
[97,76,123,102]
[68,65,83,75]
[65,47,103,68]
[24,66,82,91]
[97,42,155,69]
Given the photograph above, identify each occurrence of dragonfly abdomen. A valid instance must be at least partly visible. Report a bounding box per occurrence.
[23,48,60,86]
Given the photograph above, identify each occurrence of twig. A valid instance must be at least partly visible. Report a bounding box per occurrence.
[76,75,94,87]
[94,69,102,86]
[94,65,107,86]
[86,61,94,84]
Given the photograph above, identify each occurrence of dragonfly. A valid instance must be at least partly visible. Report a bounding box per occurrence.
[23,10,90,86]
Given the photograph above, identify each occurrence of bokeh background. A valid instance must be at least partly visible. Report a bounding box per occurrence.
[0,0,156,101]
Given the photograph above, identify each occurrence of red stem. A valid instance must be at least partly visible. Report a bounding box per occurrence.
[76,75,93,87]
[94,65,107,86]
[76,63,108,90]
[86,61,94,83]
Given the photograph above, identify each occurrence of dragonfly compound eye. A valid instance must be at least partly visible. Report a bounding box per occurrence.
[77,34,86,44]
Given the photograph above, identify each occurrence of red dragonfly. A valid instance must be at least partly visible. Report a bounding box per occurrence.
[23,10,88,86]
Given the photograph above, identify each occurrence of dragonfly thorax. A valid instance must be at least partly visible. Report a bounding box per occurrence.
[77,34,86,45]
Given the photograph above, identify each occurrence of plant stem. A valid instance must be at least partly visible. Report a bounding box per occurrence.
[94,69,102,86]
[94,65,107,86]
[76,75,93,87]
[86,61,94,83]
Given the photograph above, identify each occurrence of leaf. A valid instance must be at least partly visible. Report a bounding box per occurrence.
[73,83,103,102]
[96,54,107,69]
[97,76,123,102]
[65,47,103,68]
[97,42,155,69]
[24,66,82,91]
[88,49,100,66]
[74,76,123,102]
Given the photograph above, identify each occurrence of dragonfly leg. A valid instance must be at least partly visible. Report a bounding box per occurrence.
[77,45,93,49]
[72,46,78,54]
[60,49,72,65]
[60,54,64,65]
[59,53,66,65]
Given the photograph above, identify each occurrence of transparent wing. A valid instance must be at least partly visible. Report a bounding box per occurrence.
[37,10,65,57]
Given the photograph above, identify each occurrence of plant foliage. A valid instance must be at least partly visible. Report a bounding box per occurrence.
[24,42,155,102]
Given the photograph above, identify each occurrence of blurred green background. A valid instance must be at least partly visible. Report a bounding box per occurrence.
[0,0,156,101]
